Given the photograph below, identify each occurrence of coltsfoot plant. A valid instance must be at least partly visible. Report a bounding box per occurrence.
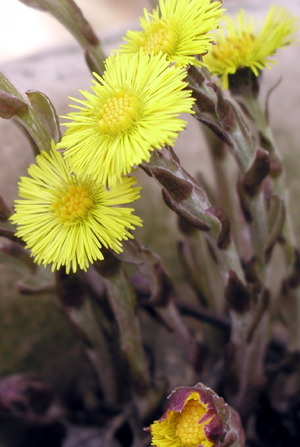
[0,1,299,446]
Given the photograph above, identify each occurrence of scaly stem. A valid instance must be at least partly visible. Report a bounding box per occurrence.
[203,129,244,254]
[240,93,295,266]
[55,270,118,404]
[122,240,200,366]
[141,147,245,285]
[94,259,151,397]
[189,66,269,281]
[179,228,224,312]
[240,93,300,350]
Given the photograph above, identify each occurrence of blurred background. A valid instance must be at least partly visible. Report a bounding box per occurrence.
[1,0,299,63]
[0,0,150,63]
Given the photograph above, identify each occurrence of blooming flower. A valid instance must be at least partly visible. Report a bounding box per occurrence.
[119,0,224,67]
[149,384,227,447]
[203,6,298,89]
[58,51,195,188]
[10,148,142,273]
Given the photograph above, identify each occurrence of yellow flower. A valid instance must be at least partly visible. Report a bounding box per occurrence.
[119,0,224,67]
[203,6,299,89]
[58,51,195,188]
[149,385,227,447]
[10,148,142,273]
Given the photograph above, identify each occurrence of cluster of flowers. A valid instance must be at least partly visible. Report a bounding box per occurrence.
[10,0,298,278]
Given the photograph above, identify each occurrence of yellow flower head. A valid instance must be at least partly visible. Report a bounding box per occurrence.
[149,385,227,447]
[10,148,142,273]
[203,6,299,89]
[119,0,224,67]
[58,51,195,188]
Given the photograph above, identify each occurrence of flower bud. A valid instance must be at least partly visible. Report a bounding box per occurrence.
[148,383,244,447]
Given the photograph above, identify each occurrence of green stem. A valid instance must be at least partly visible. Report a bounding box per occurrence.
[55,270,118,403]
[66,298,117,401]
[189,67,269,281]
[0,73,51,153]
[188,68,271,412]
[226,106,269,280]
[203,129,244,254]
[141,148,245,284]
[240,94,300,350]
[241,93,295,265]
[180,229,224,312]
[249,193,268,277]
[94,261,150,397]
[118,240,200,366]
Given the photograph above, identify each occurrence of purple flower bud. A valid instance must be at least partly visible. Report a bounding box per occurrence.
[148,383,245,447]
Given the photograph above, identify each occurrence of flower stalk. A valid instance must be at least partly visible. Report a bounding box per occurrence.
[55,269,118,403]
[202,129,244,254]
[236,91,295,263]
[235,90,300,350]
[117,239,201,369]
[141,147,245,284]
[189,66,269,281]
[178,225,224,312]
[94,253,151,397]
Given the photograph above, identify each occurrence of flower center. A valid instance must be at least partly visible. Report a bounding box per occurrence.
[175,400,209,446]
[54,184,93,222]
[140,20,178,55]
[99,90,140,135]
[211,33,255,63]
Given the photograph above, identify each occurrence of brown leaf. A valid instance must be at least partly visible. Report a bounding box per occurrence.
[242,148,270,196]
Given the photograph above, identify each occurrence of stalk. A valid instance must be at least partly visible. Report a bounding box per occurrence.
[203,129,244,254]
[238,93,295,266]
[55,269,118,404]
[94,255,151,397]
[239,92,300,350]
[189,66,269,281]
[118,239,201,368]
[141,147,245,285]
